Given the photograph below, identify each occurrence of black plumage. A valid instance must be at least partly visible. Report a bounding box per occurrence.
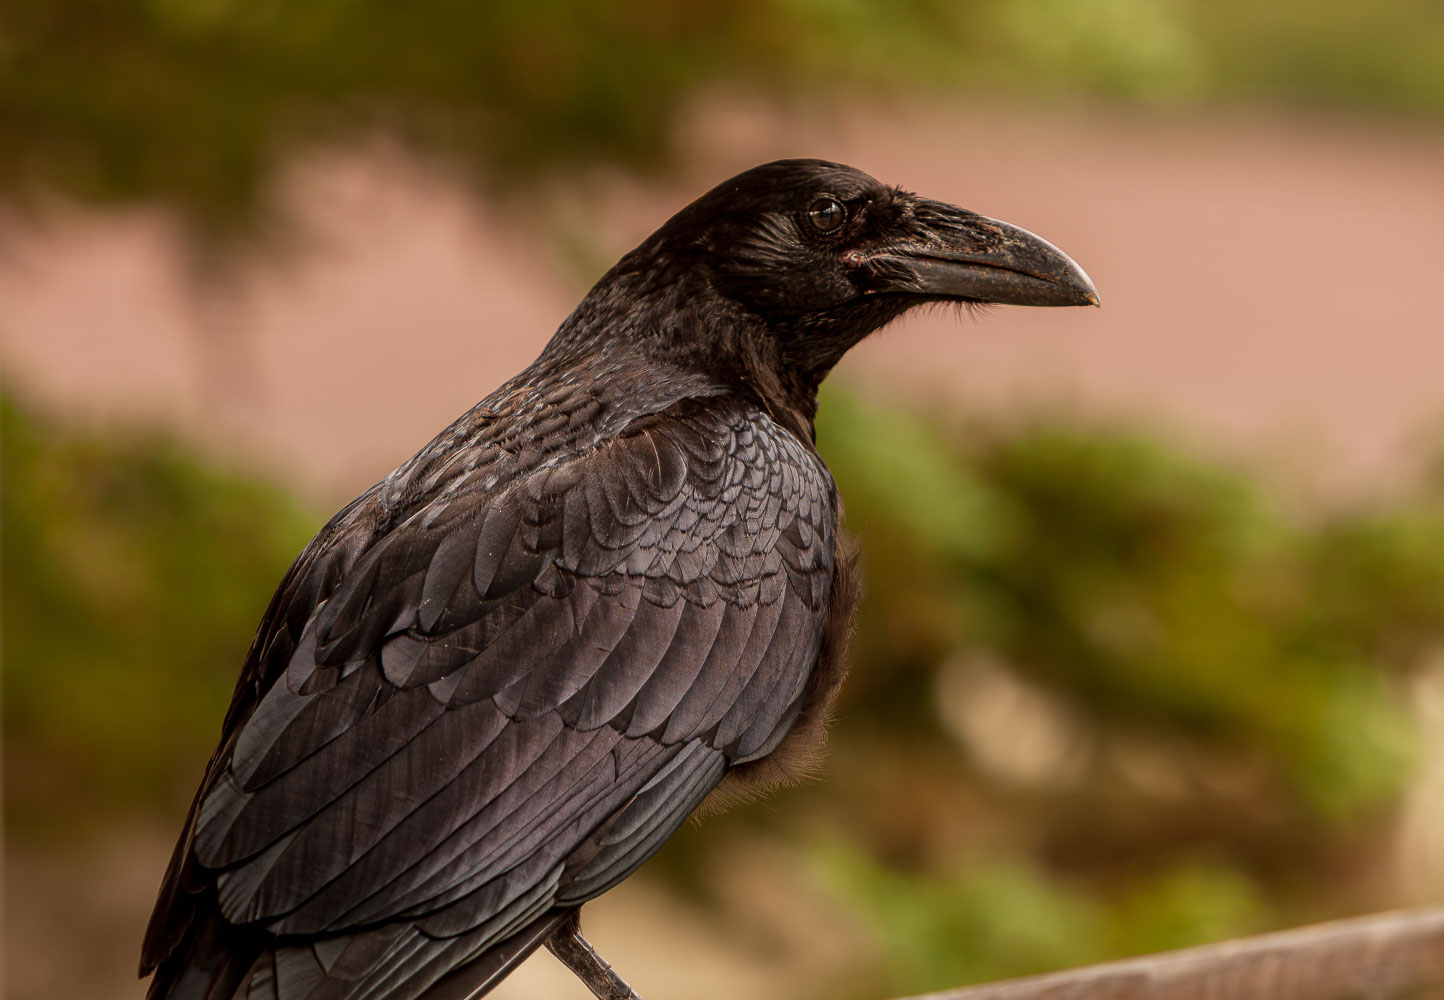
[141,158,1097,1000]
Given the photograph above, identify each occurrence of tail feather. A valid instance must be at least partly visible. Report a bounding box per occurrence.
[145,907,572,1000]
[145,906,265,1000]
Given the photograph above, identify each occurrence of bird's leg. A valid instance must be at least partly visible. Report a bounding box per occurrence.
[544,911,644,1000]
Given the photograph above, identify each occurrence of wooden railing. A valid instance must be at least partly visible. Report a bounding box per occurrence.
[896,907,1444,1000]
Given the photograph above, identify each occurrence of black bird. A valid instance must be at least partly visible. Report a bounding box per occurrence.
[141,158,1097,1000]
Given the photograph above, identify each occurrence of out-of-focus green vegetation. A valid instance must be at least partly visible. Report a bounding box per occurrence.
[1,0,1441,230]
[799,391,1443,994]
[0,394,317,834]
[825,392,1430,821]
[7,389,1442,992]
[812,847,1269,991]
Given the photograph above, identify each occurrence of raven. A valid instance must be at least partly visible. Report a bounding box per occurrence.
[141,158,1097,1000]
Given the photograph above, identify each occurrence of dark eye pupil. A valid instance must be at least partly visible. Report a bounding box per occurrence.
[808,197,844,232]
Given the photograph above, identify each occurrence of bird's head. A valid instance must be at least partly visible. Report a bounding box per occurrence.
[571,158,1098,410]
[666,158,1096,315]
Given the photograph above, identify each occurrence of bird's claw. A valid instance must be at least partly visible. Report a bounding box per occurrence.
[544,911,645,1000]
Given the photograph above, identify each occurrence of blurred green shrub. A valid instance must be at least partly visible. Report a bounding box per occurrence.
[812,840,1273,996]
[0,394,317,835]
[821,390,1431,821]
[1,0,1441,229]
[797,389,1442,995]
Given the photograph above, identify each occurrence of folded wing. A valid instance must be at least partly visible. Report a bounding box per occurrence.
[143,395,836,1000]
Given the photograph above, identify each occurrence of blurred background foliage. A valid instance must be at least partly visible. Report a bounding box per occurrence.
[4,0,1444,997]
[1,397,317,834]
[1,0,1441,230]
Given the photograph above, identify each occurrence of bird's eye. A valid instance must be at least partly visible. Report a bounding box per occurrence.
[807,197,845,233]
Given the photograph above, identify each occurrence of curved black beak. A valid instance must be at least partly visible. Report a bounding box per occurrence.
[870,204,1099,308]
